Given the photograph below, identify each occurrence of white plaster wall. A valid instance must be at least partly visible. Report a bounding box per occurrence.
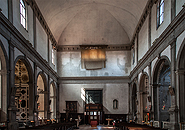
[49,40,57,72]
[151,1,171,44]
[161,45,171,61]
[0,0,8,18]
[138,16,149,61]
[176,30,185,58]
[0,35,9,57]
[57,51,131,77]
[151,57,158,77]
[143,66,149,75]
[176,0,185,15]
[36,18,48,61]
[14,47,23,60]
[27,6,34,46]
[59,83,129,114]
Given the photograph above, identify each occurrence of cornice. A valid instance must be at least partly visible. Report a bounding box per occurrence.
[131,0,156,45]
[59,76,130,84]
[57,44,131,52]
[27,0,57,48]
[0,11,59,81]
[129,7,185,81]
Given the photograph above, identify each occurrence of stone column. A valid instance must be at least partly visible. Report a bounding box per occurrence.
[56,83,60,122]
[33,63,39,126]
[169,39,179,130]
[8,0,13,23]
[175,69,185,123]
[128,82,132,122]
[47,75,50,119]
[8,40,19,130]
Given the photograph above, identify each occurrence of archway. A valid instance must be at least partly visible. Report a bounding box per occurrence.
[177,38,185,122]
[132,83,137,120]
[14,59,34,123]
[139,74,149,123]
[153,58,171,124]
[37,73,48,120]
[50,82,56,120]
[0,43,8,122]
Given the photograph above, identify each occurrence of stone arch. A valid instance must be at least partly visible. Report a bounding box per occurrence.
[176,38,185,122]
[138,73,149,123]
[36,71,48,119]
[14,55,34,123]
[0,40,8,122]
[152,56,171,124]
[49,81,56,120]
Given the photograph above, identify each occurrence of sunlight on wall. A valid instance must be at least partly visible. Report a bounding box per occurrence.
[81,88,85,101]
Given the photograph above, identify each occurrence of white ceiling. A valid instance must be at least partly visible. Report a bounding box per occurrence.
[36,0,148,45]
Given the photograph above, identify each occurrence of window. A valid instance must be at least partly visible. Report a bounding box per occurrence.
[113,99,118,109]
[157,0,164,28]
[20,0,26,28]
[52,47,55,65]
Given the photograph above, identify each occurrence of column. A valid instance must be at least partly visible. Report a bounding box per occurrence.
[47,75,50,119]
[34,62,39,126]
[8,0,13,23]
[56,83,60,122]
[171,0,176,21]
[169,39,179,130]
[8,40,19,130]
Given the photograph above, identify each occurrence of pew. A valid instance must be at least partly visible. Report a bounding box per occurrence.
[19,122,76,130]
[115,122,168,130]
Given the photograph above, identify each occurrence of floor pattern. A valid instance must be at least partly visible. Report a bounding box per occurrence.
[77,125,115,130]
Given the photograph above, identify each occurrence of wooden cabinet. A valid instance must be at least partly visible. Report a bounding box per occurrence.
[85,104,103,124]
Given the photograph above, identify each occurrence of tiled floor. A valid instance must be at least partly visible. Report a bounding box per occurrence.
[77,125,115,130]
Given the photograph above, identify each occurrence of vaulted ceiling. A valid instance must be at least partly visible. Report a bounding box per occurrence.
[36,0,148,46]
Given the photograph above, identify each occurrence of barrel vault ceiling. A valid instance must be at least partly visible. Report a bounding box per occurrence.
[35,0,148,46]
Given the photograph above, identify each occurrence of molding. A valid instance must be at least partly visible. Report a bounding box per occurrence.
[59,76,130,84]
[57,44,131,52]
[0,11,59,81]
[131,0,155,45]
[129,7,185,81]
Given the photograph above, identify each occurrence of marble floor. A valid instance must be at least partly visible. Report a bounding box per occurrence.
[77,125,115,130]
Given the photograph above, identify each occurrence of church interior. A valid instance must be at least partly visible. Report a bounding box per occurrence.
[0,0,185,130]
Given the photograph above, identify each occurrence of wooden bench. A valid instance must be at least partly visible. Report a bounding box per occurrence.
[115,122,168,130]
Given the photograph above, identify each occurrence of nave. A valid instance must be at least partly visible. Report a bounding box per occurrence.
[78,125,114,130]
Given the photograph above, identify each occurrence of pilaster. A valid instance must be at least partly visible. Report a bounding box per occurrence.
[169,38,179,130]
[47,75,50,119]
[56,83,60,122]
[8,40,19,130]
[8,0,13,23]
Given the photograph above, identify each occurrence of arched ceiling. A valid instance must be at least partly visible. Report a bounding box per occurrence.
[36,0,148,45]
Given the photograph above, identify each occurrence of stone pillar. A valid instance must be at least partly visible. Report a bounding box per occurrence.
[127,82,133,122]
[56,83,60,122]
[33,63,39,126]
[47,75,50,119]
[8,0,13,23]
[171,0,176,21]
[169,39,179,130]
[8,40,19,130]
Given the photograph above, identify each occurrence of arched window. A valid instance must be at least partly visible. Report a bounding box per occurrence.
[113,99,118,109]
[157,0,164,28]
[20,0,26,28]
